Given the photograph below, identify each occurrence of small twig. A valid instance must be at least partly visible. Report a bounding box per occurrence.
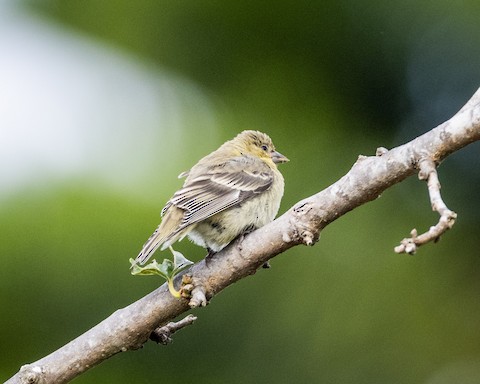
[395,159,457,254]
[188,284,208,308]
[177,274,207,308]
[150,314,197,345]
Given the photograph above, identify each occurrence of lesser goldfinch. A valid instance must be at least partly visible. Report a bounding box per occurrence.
[135,130,288,265]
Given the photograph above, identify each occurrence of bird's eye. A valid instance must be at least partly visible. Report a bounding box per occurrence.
[261,145,268,151]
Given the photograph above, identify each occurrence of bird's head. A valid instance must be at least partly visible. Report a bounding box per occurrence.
[233,130,289,166]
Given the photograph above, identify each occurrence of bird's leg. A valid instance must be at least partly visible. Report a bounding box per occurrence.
[237,225,271,269]
[237,224,256,248]
[205,247,216,267]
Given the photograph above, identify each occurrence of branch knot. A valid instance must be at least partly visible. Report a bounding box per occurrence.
[17,364,47,384]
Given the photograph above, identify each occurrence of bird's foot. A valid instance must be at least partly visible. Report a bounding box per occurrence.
[204,248,216,268]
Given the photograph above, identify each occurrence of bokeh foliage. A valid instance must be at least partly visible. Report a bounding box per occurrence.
[2,1,480,383]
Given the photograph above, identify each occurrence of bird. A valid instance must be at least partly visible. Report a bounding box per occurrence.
[135,130,288,265]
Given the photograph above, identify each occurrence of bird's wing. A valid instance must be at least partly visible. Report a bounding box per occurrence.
[164,156,274,228]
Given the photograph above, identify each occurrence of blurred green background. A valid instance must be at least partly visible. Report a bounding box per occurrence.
[2,1,480,383]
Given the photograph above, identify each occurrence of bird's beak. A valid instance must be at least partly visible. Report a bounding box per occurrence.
[271,151,289,164]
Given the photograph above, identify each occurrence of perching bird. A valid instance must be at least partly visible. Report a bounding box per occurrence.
[135,130,288,265]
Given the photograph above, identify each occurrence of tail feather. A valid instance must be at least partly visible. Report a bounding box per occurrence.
[135,227,167,265]
[135,207,187,265]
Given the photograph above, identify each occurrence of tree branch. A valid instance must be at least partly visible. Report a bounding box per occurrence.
[6,88,480,384]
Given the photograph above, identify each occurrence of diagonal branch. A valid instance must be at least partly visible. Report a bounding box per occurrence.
[6,88,480,384]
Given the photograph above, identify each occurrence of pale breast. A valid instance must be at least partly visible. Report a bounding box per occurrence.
[187,171,284,252]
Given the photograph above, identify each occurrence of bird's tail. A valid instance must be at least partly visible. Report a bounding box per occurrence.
[135,208,186,265]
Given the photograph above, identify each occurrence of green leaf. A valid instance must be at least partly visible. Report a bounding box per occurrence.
[171,249,193,275]
[129,251,193,280]
[130,250,193,299]
[130,258,172,279]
